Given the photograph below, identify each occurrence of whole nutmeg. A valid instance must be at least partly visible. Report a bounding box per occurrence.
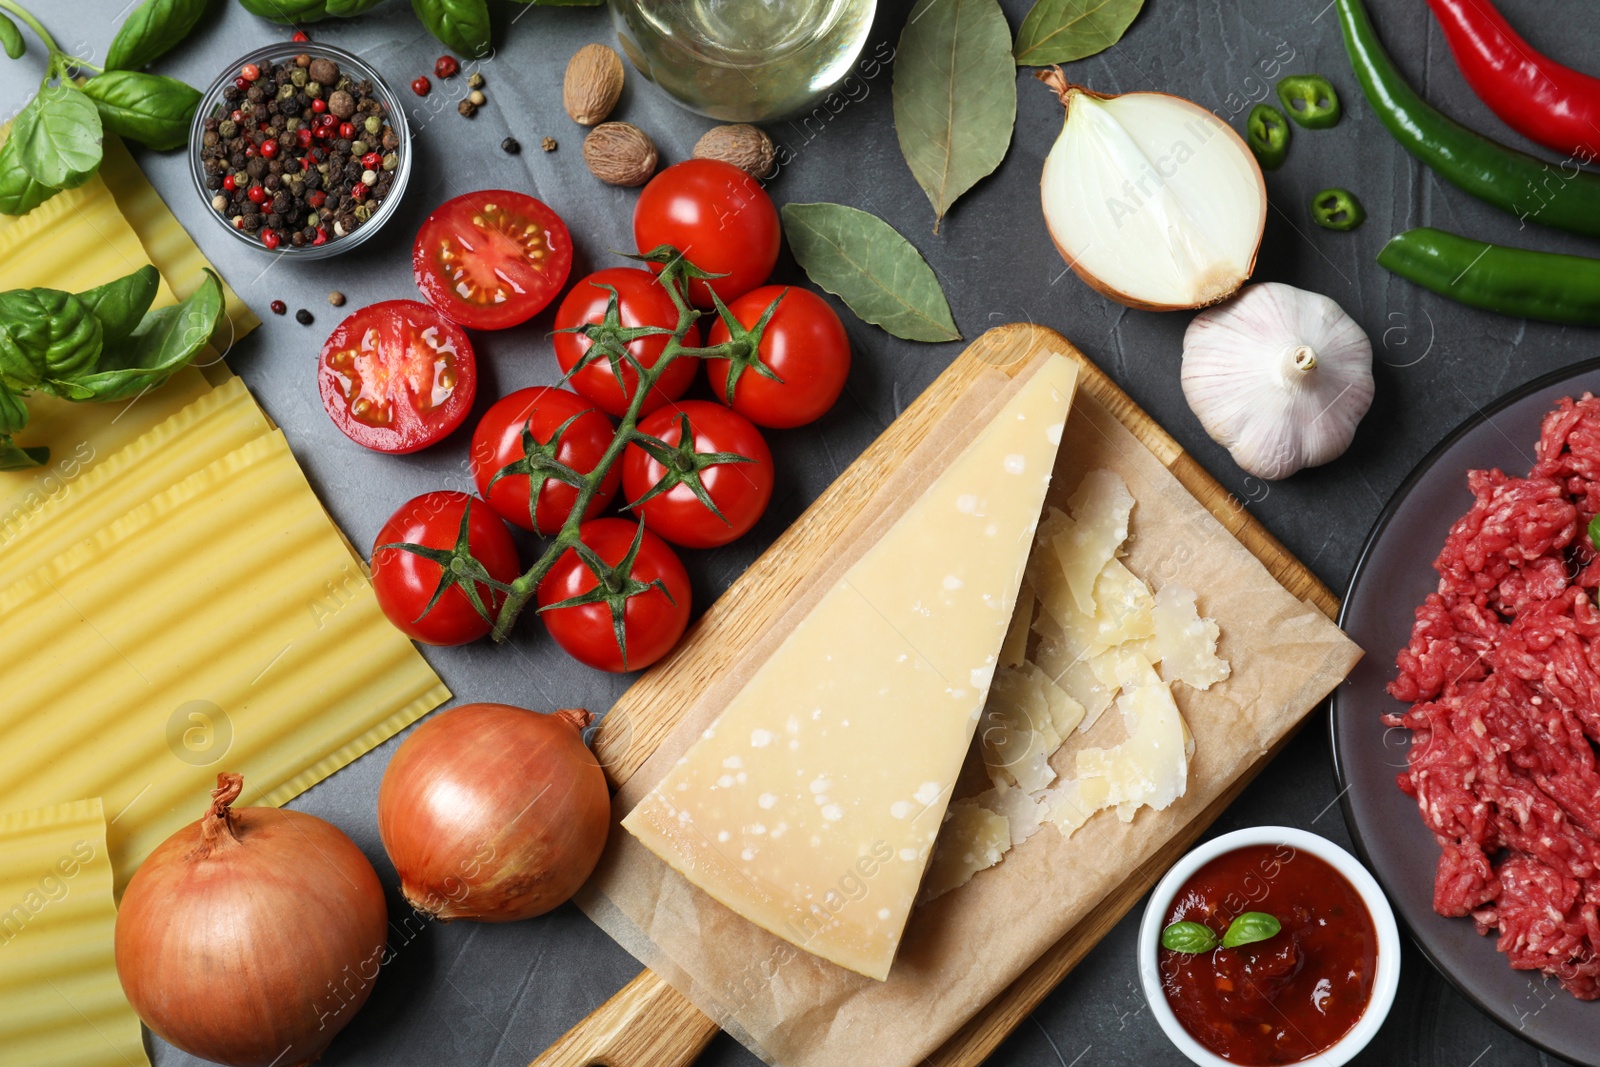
[564,43,624,126]
[583,122,657,186]
[692,124,776,179]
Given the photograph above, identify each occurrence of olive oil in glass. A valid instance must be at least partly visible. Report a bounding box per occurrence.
[610,0,876,122]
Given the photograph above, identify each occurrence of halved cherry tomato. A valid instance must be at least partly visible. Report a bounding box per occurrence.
[318,300,477,453]
[623,401,774,549]
[413,190,573,330]
[470,387,620,535]
[553,267,699,418]
[707,286,851,429]
[634,159,780,308]
[371,491,521,646]
[537,518,690,672]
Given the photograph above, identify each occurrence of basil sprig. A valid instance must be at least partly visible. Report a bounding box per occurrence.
[1161,911,1283,954]
[0,0,203,216]
[0,267,225,469]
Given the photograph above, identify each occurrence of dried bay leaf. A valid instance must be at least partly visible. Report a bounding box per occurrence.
[1015,0,1146,67]
[781,203,960,343]
[893,0,1016,230]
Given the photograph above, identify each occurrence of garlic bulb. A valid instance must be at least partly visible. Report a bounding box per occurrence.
[1038,69,1266,311]
[1181,283,1374,480]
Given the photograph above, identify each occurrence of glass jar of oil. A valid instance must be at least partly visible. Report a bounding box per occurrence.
[610,0,877,122]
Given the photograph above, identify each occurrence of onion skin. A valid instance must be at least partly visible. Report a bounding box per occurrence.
[378,703,610,922]
[115,774,388,1067]
[1036,69,1267,312]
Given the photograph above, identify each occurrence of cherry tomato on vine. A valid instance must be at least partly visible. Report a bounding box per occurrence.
[371,491,521,646]
[633,159,780,308]
[537,518,690,673]
[553,267,699,418]
[623,401,774,549]
[413,190,572,330]
[318,300,477,453]
[706,286,851,429]
[469,387,620,535]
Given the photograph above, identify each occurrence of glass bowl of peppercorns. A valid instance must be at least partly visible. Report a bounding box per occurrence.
[190,42,412,258]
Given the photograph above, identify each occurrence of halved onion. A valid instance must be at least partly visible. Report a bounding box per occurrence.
[1039,70,1267,311]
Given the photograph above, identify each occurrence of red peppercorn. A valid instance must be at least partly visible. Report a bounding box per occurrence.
[411,76,431,97]
[247,184,268,205]
[308,190,327,208]
[234,76,250,92]
[296,128,313,149]
[311,98,327,114]
[260,138,279,159]
[338,121,355,139]
[361,151,381,169]
[434,55,459,79]
[261,229,281,250]
[320,113,337,128]
[270,299,287,315]
[241,63,260,81]
[352,183,366,202]
[291,30,309,43]
[244,143,256,158]
[233,217,246,230]
[230,109,243,124]
[222,174,237,192]
[313,226,329,246]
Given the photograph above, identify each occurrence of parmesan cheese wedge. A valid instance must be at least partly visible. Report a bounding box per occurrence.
[623,356,1078,980]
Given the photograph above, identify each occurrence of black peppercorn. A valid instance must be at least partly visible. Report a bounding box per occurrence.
[290,231,307,247]
[265,212,284,230]
[295,308,314,326]
[501,137,521,154]
[222,85,240,102]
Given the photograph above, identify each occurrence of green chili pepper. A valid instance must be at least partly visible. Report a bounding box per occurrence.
[1246,104,1291,170]
[1311,188,1366,231]
[1377,227,1600,327]
[1277,74,1341,128]
[1337,0,1600,240]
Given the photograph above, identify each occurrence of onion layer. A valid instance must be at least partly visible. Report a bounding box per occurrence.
[377,703,610,922]
[115,773,388,1067]
[1038,69,1267,311]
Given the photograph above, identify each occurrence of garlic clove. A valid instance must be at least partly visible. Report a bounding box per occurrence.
[1181,282,1374,480]
[1040,74,1266,311]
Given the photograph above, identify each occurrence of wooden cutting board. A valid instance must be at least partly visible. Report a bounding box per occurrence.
[530,323,1338,1067]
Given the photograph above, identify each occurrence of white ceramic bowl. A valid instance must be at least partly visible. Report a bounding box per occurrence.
[1137,826,1401,1067]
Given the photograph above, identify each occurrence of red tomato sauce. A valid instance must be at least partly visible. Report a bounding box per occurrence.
[1159,844,1377,1064]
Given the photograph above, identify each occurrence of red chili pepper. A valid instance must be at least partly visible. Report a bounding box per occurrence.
[1426,0,1600,161]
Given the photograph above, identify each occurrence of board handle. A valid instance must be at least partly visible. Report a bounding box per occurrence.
[528,969,718,1067]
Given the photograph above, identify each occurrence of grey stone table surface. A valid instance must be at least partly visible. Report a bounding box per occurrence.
[3,0,1595,1064]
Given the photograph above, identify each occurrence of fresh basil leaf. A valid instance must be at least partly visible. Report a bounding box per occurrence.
[324,0,386,13]
[0,379,28,435]
[1589,514,1600,553]
[13,84,103,190]
[0,11,24,60]
[506,0,604,5]
[0,288,104,385]
[412,0,492,58]
[781,202,961,343]
[893,0,1016,230]
[83,71,201,151]
[0,132,55,216]
[106,0,210,71]
[237,0,330,21]
[1015,0,1145,66]
[1161,921,1219,954]
[0,436,47,469]
[78,266,161,345]
[1221,911,1282,949]
[65,270,222,402]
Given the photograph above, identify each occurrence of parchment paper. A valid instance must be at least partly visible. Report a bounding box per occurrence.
[578,361,1364,1067]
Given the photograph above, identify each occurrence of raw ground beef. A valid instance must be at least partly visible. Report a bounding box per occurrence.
[1389,394,1600,1000]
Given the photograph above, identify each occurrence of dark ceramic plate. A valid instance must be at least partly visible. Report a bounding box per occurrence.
[1332,359,1600,1067]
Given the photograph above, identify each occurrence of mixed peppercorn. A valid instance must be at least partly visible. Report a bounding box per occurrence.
[200,54,401,250]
